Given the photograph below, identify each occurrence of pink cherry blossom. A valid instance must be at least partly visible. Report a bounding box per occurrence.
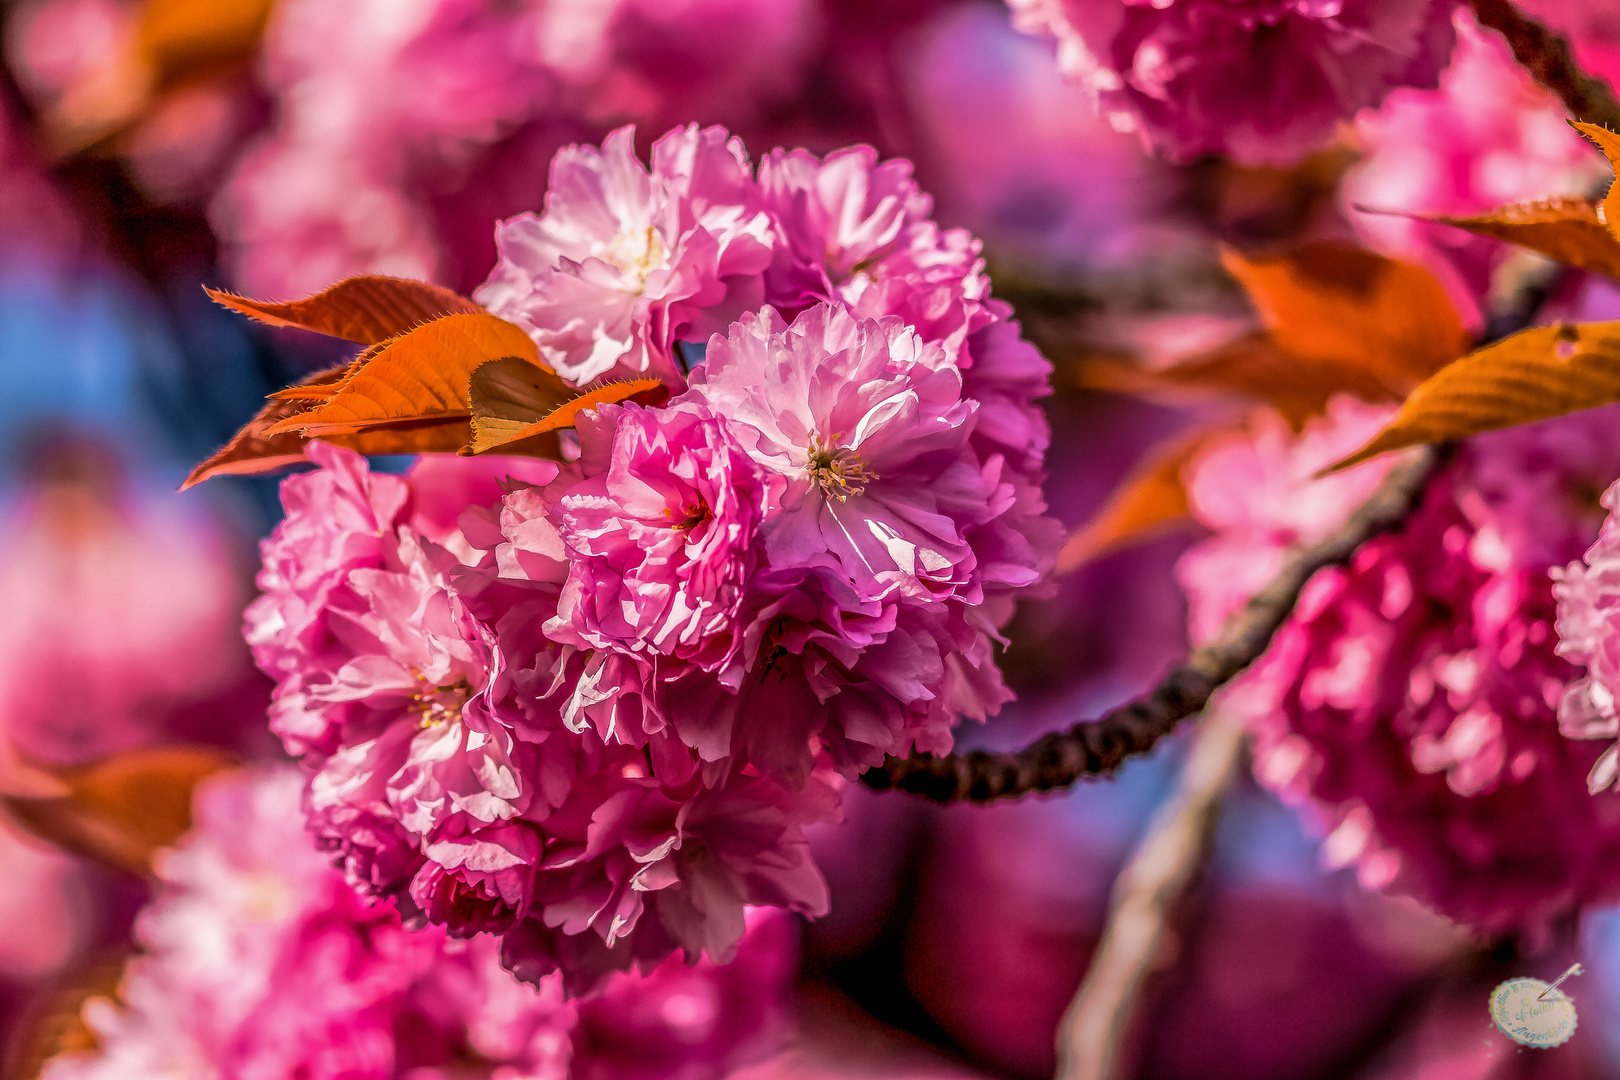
[1183,406,1620,934]
[43,765,800,1080]
[1008,0,1461,166]
[1346,9,1605,321]
[758,144,990,351]
[684,303,980,604]
[476,125,775,385]
[242,125,1055,987]
[549,400,779,672]
[253,446,840,987]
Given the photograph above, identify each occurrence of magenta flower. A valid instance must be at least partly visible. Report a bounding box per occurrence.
[549,401,779,671]
[251,446,841,987]
[504,752,837,994]
[239,126,1057,988]
[1183,407,1620,934]
[1346,10,1604,321]
[477,125,775,385]
[1177,396,1407,644]
[759,144,991,350]
[1009,0,1461,165]
[411,822,542,934]
[43,765,800,1080]
[245,438,410,696]
[683,303,980,604]
[1553,481,1620,794]
[253,446,567,906]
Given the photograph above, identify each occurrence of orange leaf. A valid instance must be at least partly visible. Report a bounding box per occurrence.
[1397,196,1620,279]
[1573,121,1620,244]
[184,367,480,487]
[1073,334,1396,429]
[469,364,668,455]
[206,276,483,346]
[2,747,236,875]
[1329,320,1620,471]
[137,0,276,87]
[1055,434,1205,573]
[182,364,346,488]
[265,313,545,438]
[1224,244,1470,392]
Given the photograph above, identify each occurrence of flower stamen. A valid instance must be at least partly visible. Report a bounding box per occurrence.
[661,501,713,531]
[412,678,470,728]
[805,432,872,501]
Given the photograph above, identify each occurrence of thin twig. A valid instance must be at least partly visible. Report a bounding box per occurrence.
[1470,0,1620,130]
[1054,704,1249,1080]
[860,445,1443,802]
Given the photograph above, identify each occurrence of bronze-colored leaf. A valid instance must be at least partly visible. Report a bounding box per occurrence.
[205,276,483,346]
[1072,334,1395,429]
[2,747,236,875]
[182,364,347,489]
[1055,434,1203,573]
[1224,244,1470,392]
[264,313,541,439]
[468,369,668,455]
[1573,121,1620,243]
[1395,196,1620,279]
[1072,246,1471,429]
[137,0,276,88]
[464,356,578,458]
[1329,320,1620,472]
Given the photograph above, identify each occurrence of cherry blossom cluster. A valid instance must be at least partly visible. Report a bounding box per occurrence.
[1346,9,1606,321]
[1180,399,1620,935]
[1007,0,1461,165]
[250,125,1059,990]
[44,766,797,1080]
[1553,484,1620,796]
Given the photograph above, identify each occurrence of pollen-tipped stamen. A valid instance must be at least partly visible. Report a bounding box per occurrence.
[805,432,873,501]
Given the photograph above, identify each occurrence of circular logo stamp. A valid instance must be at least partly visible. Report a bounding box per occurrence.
[1490,977,1578,1048]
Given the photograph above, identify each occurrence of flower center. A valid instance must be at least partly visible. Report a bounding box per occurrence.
[805,432,872,501]
[412,677,470,728]
[602,224,667,293]
[662,500,712,531]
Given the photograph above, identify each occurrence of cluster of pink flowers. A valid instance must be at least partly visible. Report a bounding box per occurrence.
[251,125,1057,988]
[44,765,798,1080]
[1552,484,1620,797]
[1180,401,1620,934]
[1006,0,1461,165]
[1346,9,1606,323]
[215,0,821,297]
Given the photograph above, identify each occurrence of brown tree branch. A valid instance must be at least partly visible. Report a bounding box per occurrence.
[1053,703,1249,1080]
[1470,0,1620,130]
[860,445,1444,803]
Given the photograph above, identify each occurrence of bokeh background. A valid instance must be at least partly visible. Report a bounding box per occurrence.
[2,0,1620,1077]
